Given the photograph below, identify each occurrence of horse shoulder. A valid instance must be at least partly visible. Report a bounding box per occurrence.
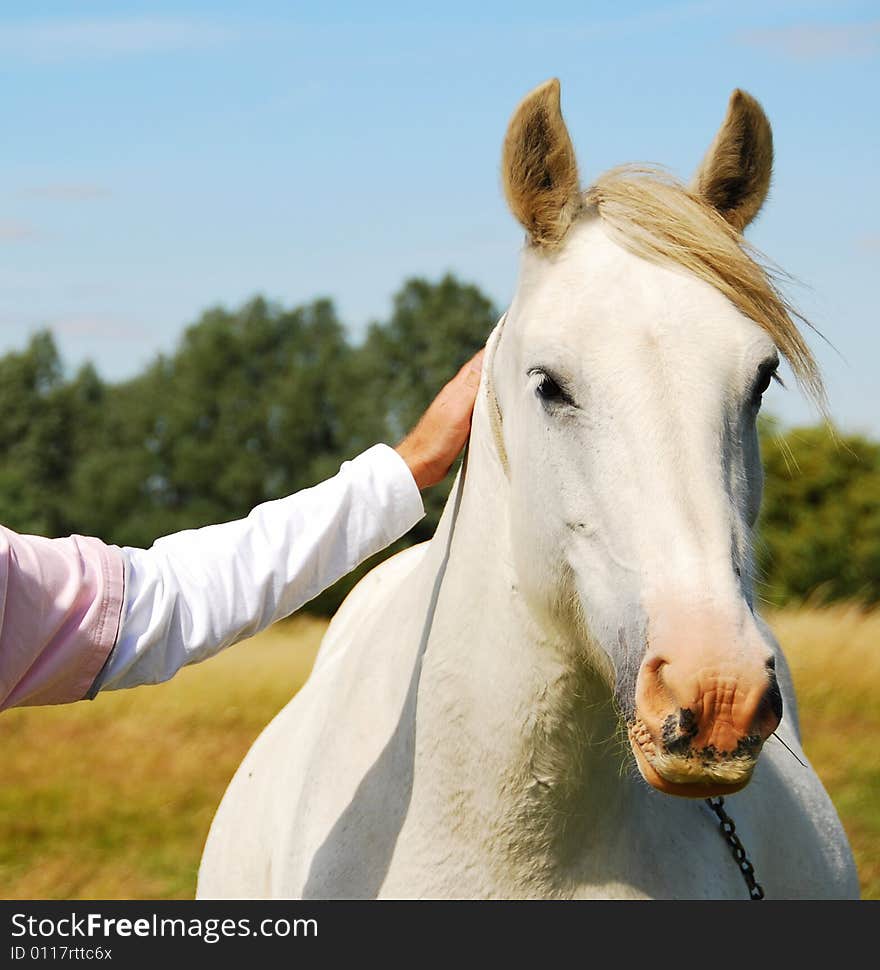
[311,542,429,674]
[198,541,430,899]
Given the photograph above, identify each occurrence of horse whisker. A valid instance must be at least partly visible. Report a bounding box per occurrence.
[770,731,807,767]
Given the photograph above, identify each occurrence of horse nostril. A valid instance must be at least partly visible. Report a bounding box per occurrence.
[764,675,783,723]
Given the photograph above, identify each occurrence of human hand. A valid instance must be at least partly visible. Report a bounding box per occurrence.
[395,348,485,490]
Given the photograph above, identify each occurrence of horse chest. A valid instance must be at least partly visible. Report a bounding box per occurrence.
[564,798,760,900]
[561,772,854,899]
[381,758,854,900]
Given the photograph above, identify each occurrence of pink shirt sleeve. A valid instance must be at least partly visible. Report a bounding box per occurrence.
[0,526,125,712]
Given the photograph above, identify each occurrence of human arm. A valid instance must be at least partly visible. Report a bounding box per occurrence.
[96,444,423,691]
[0,447,422,709]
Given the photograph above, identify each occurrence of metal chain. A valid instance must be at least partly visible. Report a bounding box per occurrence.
[705,796,765,900]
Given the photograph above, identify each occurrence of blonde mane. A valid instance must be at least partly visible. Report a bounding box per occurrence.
[582,166,824,408]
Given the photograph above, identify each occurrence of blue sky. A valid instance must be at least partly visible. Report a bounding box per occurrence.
[1,1,877,433]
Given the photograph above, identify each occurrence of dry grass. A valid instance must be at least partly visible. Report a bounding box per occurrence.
[0,616,325,900]
[767,603,880,899]
[0,607,876,899]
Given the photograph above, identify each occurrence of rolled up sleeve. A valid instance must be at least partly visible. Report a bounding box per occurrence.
[0,528,125,711]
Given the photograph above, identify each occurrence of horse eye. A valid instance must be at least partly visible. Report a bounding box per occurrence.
[536,374,564,402]
[752,364,777,406]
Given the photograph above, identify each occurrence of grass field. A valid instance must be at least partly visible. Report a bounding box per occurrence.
[1,607,877,899]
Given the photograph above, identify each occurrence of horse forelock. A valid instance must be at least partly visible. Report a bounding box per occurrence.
[577,166,825,411]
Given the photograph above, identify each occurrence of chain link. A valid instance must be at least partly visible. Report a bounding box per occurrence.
[705,796,765,900]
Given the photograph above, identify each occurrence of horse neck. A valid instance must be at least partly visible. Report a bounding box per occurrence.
[409,388,627,868]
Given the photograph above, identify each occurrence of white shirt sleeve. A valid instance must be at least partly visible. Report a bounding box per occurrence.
[95,444,424,692]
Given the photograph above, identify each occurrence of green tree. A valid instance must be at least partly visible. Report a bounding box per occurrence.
[64,361,174,547]
[346,274,497,531]
[758,418,880,605]
[69,297,354,549]
[0,331,87,536]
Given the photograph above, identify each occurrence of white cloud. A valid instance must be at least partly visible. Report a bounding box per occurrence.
[47,314,146,340]
[737,21,880,60]
[0,221,38,242]
[20,183,110,201]
[0,18,235,61]
[856,235,880,253]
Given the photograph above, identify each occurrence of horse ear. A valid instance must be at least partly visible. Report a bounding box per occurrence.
[502,78,581,248]
[690,89,773,232]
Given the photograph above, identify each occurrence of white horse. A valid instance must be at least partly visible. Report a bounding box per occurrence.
[198,81,859,899]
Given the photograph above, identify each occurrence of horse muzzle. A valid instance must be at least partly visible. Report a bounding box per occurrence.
[627,632,782,798]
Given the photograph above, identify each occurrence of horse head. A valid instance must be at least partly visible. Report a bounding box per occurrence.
[488,80,821,799]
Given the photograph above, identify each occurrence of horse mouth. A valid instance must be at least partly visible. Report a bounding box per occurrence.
[628,719,759,799]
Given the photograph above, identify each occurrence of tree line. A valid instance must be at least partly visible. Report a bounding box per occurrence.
[1,274,877,612]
